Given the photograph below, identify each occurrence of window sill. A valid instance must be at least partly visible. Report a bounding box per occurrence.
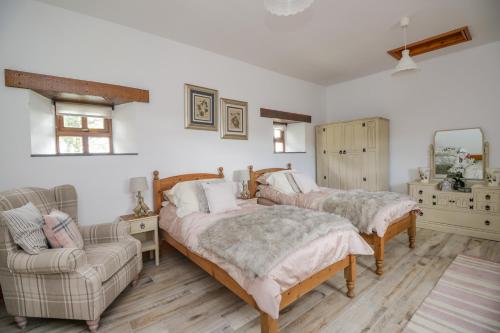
[31,153,138,157]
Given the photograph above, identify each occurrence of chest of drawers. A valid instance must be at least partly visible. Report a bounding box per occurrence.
[408,182,500,241]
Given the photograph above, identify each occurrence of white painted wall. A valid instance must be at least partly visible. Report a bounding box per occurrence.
[0,0,325,224]
[29,92,56,154]
[285,123,306,152]
[326,41,500,193]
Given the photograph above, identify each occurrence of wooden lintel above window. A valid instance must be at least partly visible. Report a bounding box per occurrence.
[387,26,471,60]
[4,69,149,106]
[260,108,311,123]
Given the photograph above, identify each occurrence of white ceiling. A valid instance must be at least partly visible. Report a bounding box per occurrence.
[36,0,500,85]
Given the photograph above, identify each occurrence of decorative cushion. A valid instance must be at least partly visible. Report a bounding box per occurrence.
[1,202,48,254]
[285,173,302,193]
[265,173,296,194]
[292,172,320,193]
[256,170,291,185]
[42,209,84,249]
[202,181,240,214]
[85,239,138,282]
[167,178,224,217]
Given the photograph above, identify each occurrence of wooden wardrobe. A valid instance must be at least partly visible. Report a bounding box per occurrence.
[316,117,389,191]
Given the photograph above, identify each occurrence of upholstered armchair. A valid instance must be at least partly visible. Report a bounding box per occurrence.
[0,185,142,332]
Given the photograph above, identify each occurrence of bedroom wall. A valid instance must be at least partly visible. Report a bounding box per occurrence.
[0,0,326,224]
[325,41,500,193]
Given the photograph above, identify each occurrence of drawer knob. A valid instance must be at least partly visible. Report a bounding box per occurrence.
[485,220,490,226]
[418,199,423,204]
[140,222,145,229]
[363,177,367,182]
[433,202,436,206]
[343,150,347,154]
[323,150,326,154]
[485,194,491,200]
[485,205,491,211]
[339,150,342,154]
[469,205,474,210]
[469,198,474,203]
[323,176,327,180]
[419,211,424,217]
[432,195,436,199]
[418,190,423,195]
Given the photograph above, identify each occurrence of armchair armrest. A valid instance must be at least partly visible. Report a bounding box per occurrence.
[79,221,131,245]
[7,248,87,274]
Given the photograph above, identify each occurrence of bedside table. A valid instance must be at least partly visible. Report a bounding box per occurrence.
[120,214,159,266]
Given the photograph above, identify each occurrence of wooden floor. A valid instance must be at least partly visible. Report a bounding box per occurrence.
[1,228,499,333]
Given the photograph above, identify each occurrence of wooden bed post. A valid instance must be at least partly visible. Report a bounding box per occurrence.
[408,211,417,249]
[344,255,356,298]
[260,312,278,333]
[373,236,385,276]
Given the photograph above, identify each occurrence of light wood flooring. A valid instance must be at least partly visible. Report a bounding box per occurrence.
[1,228,499,333]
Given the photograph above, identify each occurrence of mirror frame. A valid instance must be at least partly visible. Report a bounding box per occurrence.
[429,127,489,181]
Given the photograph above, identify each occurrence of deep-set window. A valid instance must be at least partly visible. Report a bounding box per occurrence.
[55,102,113,155]
[273,123,286,153]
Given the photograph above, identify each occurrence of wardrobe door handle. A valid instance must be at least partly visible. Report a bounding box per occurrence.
[323,176,327,180]
[363,148,366,152]
[485,194,491,200]
[322,128,326,132]
[485,205,491,211]
[469,198,474,202]
[343,150,346,154]
[363,177,367,182]
[339,150,342,154]
[418,190,423,195]
[362,122,366,127]
[485,220,490,226]
[469,205,474,210]
[323,150,326,154]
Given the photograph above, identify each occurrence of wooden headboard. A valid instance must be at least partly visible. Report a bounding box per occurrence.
[152,167,224,213]
[248,163,291,198]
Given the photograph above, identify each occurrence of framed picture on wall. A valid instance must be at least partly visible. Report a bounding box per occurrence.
[220,98,248,140]
[184,84,218,131]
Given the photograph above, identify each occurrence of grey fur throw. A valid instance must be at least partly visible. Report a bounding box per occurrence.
[321,190,410,232]
[198,205,353,278]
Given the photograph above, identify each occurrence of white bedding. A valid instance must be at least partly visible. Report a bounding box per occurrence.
[159,201,373,319]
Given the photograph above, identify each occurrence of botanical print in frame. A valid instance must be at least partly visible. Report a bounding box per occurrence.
[220,98,248,140]
[185,84,218,131]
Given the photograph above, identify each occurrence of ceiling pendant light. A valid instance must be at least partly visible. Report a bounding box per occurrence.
[393,16,419,75]
[265,0,314,16]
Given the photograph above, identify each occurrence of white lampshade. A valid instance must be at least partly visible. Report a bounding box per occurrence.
[393,49,419,74]
[265,0,314,16]
[130,177,148,193]
[233,170,250,182]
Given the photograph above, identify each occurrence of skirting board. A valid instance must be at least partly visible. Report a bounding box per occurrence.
[417,220,500,241]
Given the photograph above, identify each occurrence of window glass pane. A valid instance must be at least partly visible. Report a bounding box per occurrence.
[275,142,284,153]
[89,137,110,154]
[87,117,105,129]
[59,136,83,154]
[63,115,82,128]
[274,129,282,139]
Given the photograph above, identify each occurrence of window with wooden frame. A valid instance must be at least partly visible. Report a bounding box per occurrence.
[55,102,113,155]
[273,123,286,153]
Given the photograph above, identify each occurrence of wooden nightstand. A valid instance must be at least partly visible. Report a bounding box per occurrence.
[120,214,159,266]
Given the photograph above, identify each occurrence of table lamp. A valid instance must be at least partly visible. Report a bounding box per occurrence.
[233,170,250,199]
[130,177,151,217]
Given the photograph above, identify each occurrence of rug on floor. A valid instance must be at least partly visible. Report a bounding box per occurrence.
[403,254,500,333]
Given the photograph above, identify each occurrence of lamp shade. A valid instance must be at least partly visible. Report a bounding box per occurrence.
[233,170,250,182]
[393,49,419,74]
[130,177,148,193]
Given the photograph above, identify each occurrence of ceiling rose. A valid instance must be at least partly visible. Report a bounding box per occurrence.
[265,0,315,16]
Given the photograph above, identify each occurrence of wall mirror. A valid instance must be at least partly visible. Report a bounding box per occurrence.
[432,128,487,180]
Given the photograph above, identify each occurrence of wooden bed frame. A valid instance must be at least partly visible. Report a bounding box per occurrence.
[248,163,417,276]
[152,168,356,333]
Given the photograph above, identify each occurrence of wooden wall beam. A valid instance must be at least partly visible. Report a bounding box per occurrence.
[387,26,471,60]
[260,108,311,123]
[4,69,149,106]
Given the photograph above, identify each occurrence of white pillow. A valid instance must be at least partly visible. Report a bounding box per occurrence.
[292,172,320,193]
[201,181,240,214]
[169,178,222,217]
[266,173,296,194]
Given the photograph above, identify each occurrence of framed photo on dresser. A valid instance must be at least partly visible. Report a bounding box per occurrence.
[184,84,218,131]
[220,98,248,140]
